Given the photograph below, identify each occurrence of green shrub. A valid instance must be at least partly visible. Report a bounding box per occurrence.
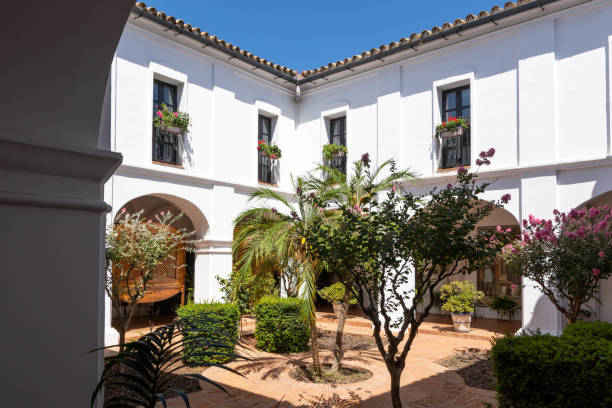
[254,296,309,353]
[176,302,239,365]
[490,296,519,320]
[492,331,612,408]
[439,280,484,313]
[317,282,357,304]
[563,321,612,342]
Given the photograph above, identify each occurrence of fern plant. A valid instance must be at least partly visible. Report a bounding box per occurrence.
[91,315,244,408]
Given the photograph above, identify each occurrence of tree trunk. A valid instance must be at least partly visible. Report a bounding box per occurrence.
[310,322,322,377]
[331,292,350,372]
[389,367,403,408]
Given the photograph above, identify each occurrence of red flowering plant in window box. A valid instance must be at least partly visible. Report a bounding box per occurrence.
[257,140,282,160]
[153,103,191,133]
[436,116,469,138]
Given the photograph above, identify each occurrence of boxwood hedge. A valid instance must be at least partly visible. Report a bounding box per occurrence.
[176,302,239,365]
[492,322,612,408]
[254,296,310,353]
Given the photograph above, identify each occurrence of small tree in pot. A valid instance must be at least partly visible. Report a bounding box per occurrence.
[318,282,358,371]
[439,280,484,332]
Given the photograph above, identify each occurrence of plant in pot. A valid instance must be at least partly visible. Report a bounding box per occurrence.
[490,296,519,321]
[257,140,282,160]
[154,103,191,133]
[440,280,484,332]
[318,282,357,317]
[322,143,347,162]
[435,116,468,139]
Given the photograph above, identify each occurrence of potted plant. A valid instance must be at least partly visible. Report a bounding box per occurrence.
[322,143,347,161]
[257,140,282,160]
[436,116,468,139]
[490,296,519,321]
[318,282,357,317]
[153,103,191,134]
[440,280,484,332]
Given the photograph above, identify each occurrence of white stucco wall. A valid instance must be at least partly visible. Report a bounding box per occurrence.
[106,0,612,341]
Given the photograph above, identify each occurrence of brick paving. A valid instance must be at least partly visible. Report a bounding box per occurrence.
[162,320,499,408]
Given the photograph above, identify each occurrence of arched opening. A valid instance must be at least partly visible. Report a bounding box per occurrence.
[422,202,523,333]
[111,194,207,333]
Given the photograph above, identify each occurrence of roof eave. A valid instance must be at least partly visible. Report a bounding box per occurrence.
[297,0,581,87]
[131,5,299,85]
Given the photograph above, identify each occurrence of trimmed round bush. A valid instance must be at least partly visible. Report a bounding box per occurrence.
[492,330,612,408]
[563,321,612,342]
[254,296,310,353]
[177,302,239,365]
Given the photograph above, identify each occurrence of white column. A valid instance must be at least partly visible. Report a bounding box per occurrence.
[519,170,564,335]
[193,241,233,302]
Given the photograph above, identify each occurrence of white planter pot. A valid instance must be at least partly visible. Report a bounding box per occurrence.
[451,313,472,333]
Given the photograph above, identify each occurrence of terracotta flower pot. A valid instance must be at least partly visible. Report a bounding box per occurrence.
[451,313,471,333]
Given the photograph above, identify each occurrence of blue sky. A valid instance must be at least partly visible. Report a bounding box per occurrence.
[147,1,502,72]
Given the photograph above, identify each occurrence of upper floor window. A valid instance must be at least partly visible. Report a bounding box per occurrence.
[440,86,470,169]
[257,115,277,184]
[327,116,347,174]
[152,80,182,165]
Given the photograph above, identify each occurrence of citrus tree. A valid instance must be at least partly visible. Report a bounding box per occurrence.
[305,150,513,408]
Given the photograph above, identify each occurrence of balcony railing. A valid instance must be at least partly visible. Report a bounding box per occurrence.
[258,150,279,184]
[324,152,347,176]
[439,128,470,169]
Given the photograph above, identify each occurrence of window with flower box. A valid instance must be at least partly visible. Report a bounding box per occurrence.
[440,86,470,169]
[326,116,347,174]
[153,80,182,165]
[258,115,277,184]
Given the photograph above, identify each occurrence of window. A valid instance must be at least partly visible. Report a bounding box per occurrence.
[476,226,521,304]
[440,86,470,169]
[327,116,347,174]
[258,115,276,184]
[152,80,182,165]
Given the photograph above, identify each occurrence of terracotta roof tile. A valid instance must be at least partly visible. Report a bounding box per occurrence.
[132,1,555,82]
[300,1,549,78]
[133,2,298,78]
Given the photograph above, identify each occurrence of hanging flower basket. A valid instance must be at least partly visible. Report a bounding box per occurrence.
[257,140,282,160]
[322,143,347,161]
[436,117,469,139]
[154,103,191,133]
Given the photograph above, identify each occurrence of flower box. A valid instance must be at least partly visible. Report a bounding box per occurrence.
[438,127,465,139]
[159,125,183,134]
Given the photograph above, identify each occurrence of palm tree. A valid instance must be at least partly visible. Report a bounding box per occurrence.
[233,178,324,376]
[304,153,416,372]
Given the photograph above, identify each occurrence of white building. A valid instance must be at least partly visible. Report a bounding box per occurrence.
[105,0,612,343]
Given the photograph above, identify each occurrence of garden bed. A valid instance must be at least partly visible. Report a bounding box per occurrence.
[290,364,373,384]
[436,348,494,390]
[242,328,384,353]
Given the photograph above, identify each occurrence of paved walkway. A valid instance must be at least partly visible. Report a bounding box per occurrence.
[163,326,498,408]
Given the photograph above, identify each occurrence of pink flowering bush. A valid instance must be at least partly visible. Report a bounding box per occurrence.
[153,103,191,132]
[503,206,612,323]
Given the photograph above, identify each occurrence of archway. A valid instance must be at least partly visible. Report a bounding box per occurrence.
[422,202,523,331]
[112,194,207,329]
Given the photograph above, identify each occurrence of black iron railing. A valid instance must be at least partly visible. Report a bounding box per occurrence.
[258,150,278,184]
